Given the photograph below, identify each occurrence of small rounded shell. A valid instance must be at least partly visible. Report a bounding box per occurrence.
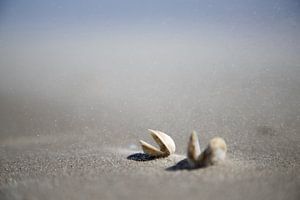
[198,137,227,167]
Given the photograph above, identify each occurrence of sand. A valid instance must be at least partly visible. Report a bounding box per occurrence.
[0,65,300,200]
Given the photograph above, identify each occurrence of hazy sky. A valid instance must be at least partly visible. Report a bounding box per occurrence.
[0,0,299,38]
[0,0,299,91]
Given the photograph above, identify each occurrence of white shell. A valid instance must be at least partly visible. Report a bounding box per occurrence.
[187,131,201,167]
[187,131,227,167]
[140,129,176,157]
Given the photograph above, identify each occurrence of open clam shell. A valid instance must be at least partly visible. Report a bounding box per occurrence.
[139,129,176,157]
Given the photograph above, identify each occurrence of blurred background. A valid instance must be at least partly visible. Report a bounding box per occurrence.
[0,0,299,153]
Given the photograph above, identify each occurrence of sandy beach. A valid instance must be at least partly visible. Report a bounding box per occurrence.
[0,65,299,200]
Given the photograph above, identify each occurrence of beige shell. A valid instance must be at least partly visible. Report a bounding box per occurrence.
[187,131,201,167]
[140,129,176,157]
[187,131,227,168]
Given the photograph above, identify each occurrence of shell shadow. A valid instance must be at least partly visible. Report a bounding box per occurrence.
[166,158,206,171]
[127,153,156,161]
[166,158,191,171]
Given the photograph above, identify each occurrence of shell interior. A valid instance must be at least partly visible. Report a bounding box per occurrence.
[139,140,164,157]
[139,129,176,157]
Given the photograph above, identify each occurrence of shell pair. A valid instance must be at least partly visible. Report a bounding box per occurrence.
[187,131,227,167]
[139,129,227,168]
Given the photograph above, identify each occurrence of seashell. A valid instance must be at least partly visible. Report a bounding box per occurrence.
[187,131,227,168]
[198,137,227,167]
[139,129,176,157]
[187,131,201,167]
